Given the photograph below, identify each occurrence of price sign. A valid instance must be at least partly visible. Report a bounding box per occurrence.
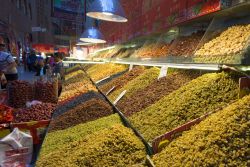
[106,86,116,96]
[158,66,168,80]
[95,76,111,84]
[113,90,127,105]
[129,64,134,71]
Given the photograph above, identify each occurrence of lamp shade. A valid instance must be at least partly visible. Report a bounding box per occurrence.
[80,27,106,44]
[87,0,127,22]
[76,40,92,46]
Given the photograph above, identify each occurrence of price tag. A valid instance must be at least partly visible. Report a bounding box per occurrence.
[158,66,168,80]
[106,86,116,96]
[95,76,111,84]
[129,64,133,71]
[113,90,126,105]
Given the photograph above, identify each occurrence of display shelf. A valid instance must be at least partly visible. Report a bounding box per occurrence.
[111,58,222,71]
[85,72,154,155]
[62,60,105,64]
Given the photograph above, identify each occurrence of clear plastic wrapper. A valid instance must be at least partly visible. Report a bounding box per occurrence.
[7,81,34,108]
[34,76,58,104]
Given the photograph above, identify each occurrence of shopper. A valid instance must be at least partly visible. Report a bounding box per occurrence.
[27,50,37,72]
[35,59,49,76]
[0,37,18,87]
[22,50,27,71]
[53,53,64,78]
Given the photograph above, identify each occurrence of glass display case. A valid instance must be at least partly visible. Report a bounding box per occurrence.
[194,7,250,65]
[166,22,209,63]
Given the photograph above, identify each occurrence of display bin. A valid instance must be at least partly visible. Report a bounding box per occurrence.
[151,112,213,154]
[7,81,34,108]
[34,76,58,104]
[85,72,154,155]
[130,29,178,59]
[193,6,250,65]
[166,22,209,63]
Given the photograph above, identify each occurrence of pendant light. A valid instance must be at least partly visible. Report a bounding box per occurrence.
[87,0,127,22]
[76,40,92,46]
[79,26,106,43]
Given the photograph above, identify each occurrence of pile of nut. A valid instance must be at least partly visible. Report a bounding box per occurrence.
[194,24,250,63]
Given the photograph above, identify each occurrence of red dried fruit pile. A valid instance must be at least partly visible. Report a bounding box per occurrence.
[117,71,200,117]
[34,80,58,103]
[49,98,114,131]
[8,80,34,108]
[100,66,145,94]
[14,103,56,122]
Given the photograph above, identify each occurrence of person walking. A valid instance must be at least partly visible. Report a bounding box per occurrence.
[0,37,18,88]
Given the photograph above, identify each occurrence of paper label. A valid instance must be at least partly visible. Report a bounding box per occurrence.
[106,86,116,96]
[158,66,168,80]
[95,76,111,84]
[129,64,133,71]
[113,90,127,105]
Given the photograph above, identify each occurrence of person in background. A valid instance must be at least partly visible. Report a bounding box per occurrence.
[28,50,37,72]
[49,54,55,67]
[0,37,18,88]
[35,59,49,76]
[53,53,64,78]
[22,50,27,71]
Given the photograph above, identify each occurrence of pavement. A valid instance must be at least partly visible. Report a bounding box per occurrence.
[17,66,36,82]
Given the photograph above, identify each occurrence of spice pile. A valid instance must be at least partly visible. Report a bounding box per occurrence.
[169,31,204,57]
[14,103,56,122]
[100,66,145,94]
[153,94,250,166]
[117,70,200,116]
[194,24,250,63]
[37,124,146,167]
[129,72,239,142]
[108,67,160,101]
[49,98,113,131]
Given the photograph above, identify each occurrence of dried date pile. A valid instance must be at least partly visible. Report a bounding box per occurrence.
[14,103,56,122]
[34,80,58,103]
[8,80,34,108]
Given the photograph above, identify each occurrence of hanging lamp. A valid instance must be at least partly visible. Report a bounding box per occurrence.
[87,0,127,22]
[79,26,106,43]
[76,40,92,46]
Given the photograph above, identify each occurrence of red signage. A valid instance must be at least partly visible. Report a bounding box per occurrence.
[99,0,221,44]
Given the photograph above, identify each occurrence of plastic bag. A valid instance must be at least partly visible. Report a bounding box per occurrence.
[0,128,33,167]
[25,100,42,108]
